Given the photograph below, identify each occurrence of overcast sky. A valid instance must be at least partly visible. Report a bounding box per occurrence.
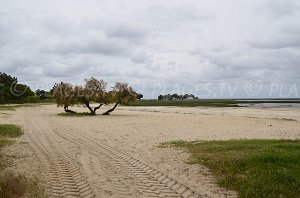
[0,0,299,98]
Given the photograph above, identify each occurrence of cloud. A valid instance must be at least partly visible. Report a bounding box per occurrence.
[249,36,300,49]
[42,36,132,56]
[104,23,147,44]
[0,0,299,98]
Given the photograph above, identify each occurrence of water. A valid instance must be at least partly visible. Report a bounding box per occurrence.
[237,100,300,108]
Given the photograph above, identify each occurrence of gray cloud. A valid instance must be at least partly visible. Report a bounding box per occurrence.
[42,36,132,56]
[105,24,147,44]
[0,0,299,98]
[249,36,300,49]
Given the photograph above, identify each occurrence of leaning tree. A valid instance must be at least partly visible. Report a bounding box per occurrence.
[103,82,137,115]
[53,79,138,115]
[53,82,77,113]
[54,78,107,115]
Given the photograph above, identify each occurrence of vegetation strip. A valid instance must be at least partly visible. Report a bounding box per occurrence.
[160,139,300,198]
[0,104,39,111]
[128,99,240,107]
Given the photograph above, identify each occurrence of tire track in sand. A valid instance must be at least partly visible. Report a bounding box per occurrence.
[88,152,139,197]
[24,115,95,198]
[51,119,208,198]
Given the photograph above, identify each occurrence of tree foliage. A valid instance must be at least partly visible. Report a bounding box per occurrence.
[0,72,34,103]
[102,82,137,115]
[53,82,77,113]
[35,89,50,100]
[0,72,17,87]
[77,78,107,115]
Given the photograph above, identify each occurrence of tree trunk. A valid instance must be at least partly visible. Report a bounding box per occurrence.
[64,106,76,113]
[102,102,119,115]
[94,104,103,113]
[85,102,95,115]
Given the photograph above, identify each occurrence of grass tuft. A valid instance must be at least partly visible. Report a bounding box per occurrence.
[0,124,23,138]
[161,139,300,198]
[0,172,45,198]
[0,139,14,147]
[0,173,27,197]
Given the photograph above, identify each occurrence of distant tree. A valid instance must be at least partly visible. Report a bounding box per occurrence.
[171,93,179,100]
[157,93,198,101]
[190,94,196,100]
[0,72,41,103]
[103,82,137,115]
[12,84,34,98]
[0,85,12,103]
[36,89,47,100]
[183,94,189,100]
[0,72,17,103]
[137,93,143,100]
[158,95,164,100]
[0,72,17,87]
[35,89,41,96]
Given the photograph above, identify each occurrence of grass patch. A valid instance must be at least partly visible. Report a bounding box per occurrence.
[129,99,240,107]
[0,172,45,198]
[0,139,14,147]
[0,173,27,197]
[0,124,23,138]
[57,112,94,117]
[0,124,44,197]
[0,104,38,111]
[161,139,300,198]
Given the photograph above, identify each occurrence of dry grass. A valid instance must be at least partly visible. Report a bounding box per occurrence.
[0,124,45,197]
[0,173,27,197]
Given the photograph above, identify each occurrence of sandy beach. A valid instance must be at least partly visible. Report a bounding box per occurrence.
[1,105,299,197]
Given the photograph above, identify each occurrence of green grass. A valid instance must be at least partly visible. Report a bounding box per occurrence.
[0,124,22,152]
[0,124,23,138]
[129,99,240,107]
[57,112,94,117]
[0,139,14,147]
[161,139,300,198]
[0,104,38,111]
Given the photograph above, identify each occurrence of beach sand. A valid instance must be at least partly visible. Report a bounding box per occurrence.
[1,104,299,197]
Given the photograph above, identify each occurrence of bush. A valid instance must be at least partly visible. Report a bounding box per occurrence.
[24,96,40,103]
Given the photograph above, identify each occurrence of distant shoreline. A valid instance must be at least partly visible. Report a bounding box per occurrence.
[128,99,300,108]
